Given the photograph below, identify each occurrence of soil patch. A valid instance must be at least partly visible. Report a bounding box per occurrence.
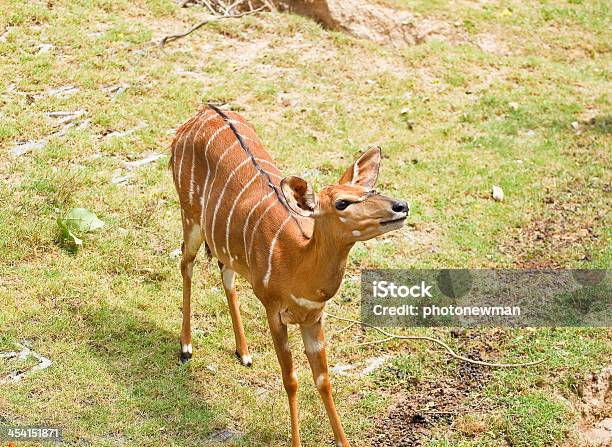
[371,344,493,446]
[500,179,607,267]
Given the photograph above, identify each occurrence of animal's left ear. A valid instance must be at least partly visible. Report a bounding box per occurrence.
[280,176,317,217]
[339,146,381,189]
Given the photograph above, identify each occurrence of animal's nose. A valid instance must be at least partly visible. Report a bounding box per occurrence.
[392,200,409,214]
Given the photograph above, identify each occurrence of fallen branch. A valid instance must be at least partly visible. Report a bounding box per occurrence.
[326,313,546,368]
[160,7,265,46]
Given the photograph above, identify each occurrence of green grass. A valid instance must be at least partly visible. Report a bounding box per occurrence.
[1,0,610,446]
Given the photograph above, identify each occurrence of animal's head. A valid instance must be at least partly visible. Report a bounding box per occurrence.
[281,146,408,242]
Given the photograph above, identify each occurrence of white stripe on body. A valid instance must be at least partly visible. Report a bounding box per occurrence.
[186,113,218,204]
[209,158,251,257]
[224,172,261,267]
[262,215,291,288]
[199,123,230,233]
[177,110,212,194]
[246,199,277,266]
[242,191,274,267]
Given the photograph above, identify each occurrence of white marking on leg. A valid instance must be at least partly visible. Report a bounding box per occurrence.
[262,215,291,288]
[290,294,325,310]
[222,266,235,291]
[224,173,260,265]
[304,335,324,354]
[242,192,274,266]
[185,224,203,253]
[181,343,192,354]
[352,230,361,237]
[241,354,252,365]
[316,373,326,389]
[209,158,251,256]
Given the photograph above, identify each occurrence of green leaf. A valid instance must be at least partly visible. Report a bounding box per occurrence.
[57,218,83,246]
[57,208,104,247]
[62,208,105,233]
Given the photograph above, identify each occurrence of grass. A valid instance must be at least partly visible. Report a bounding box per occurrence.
[1,0,610,446]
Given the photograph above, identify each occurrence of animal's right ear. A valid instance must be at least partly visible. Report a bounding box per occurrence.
[280,176,317,217]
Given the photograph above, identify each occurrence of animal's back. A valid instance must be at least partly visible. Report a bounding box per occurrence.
[170,106,295,277]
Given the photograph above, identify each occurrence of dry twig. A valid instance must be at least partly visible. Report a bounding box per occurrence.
[160,6,265,46]
[326,313,546,368]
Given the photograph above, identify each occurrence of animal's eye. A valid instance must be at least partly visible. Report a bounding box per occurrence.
[335,200,350,210]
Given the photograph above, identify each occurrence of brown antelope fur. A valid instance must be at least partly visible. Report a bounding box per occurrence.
[170,105,408,447]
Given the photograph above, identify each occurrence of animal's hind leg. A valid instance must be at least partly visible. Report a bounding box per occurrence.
[179,217,204,363]
[219,261,252,366]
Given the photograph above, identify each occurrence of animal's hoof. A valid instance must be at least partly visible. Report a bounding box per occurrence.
[235,350,252,367]
[180,343,192,363]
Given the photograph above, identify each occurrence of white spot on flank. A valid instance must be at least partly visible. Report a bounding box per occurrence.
[262,215,291,288]
[352,230,361,237]
[339,217,346,223]
[290,294,325,310]
[222,267,235,291]
[181,343,192,354]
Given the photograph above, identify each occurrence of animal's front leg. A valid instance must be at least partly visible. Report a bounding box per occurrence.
[300,317,350,447]
[267,309,302,447]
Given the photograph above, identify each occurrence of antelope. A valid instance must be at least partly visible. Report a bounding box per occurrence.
[170,104,408,447]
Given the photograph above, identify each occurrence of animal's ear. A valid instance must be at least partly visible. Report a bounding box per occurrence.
[339,146,381,188]
[280,176,317,217]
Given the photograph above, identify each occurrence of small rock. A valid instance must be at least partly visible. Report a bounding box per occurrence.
[492,185,504,202]
[206,364,218,373]
[104,123,146,140]
[596,418,612,430]
[48,85,79,98]
[508,102,519,111]
[526,130,536,137]
[581,427,612,447]
[37,43,54,54]
[169,248,182,259]
[571,121,580,130]
[400,107,411,115]
[207,428,243,442]
[111,172,134,185]
[9,140,46,157]
[123,153,164,170]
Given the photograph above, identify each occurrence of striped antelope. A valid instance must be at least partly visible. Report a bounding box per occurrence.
[170,105,408,447]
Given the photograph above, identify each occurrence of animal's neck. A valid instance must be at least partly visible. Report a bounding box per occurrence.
[295,220,354,299]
